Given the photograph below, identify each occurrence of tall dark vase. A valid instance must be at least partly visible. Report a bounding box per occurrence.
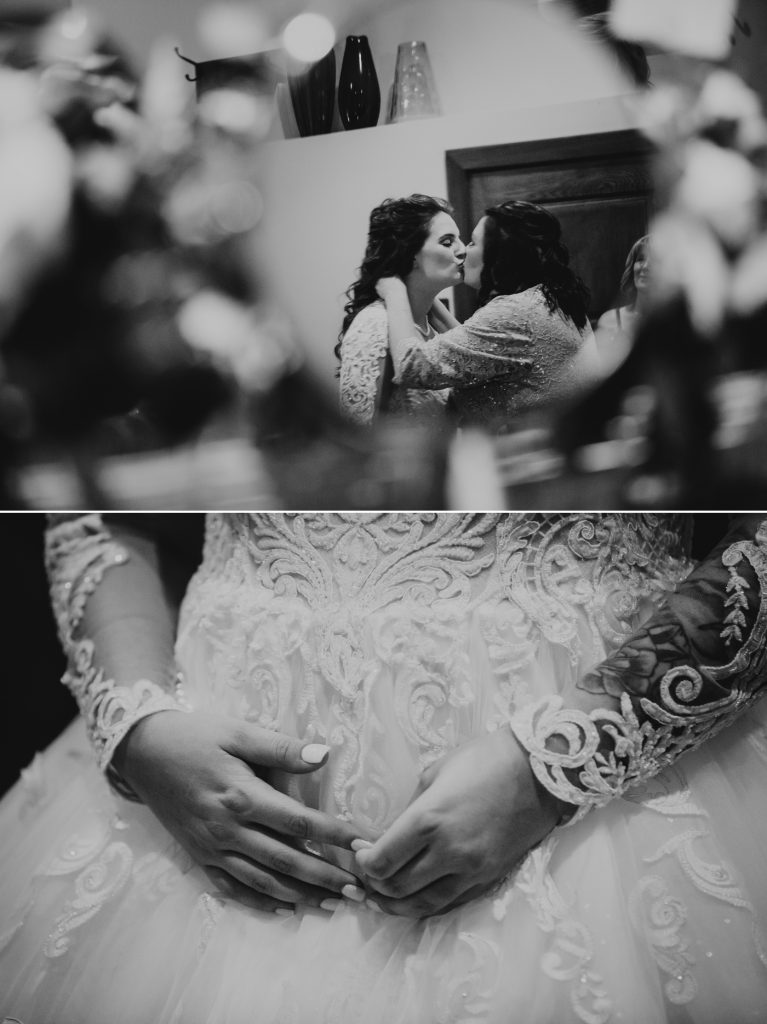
[338,35,380,130]
[288,48,336,137]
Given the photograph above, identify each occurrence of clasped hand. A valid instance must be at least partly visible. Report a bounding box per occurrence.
[114,713,561,920]
[113,710,364,914]
[353,726,564,918]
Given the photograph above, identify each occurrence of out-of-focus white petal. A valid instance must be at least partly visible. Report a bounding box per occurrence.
[698,70,762,126]
[0,73,73,320]
[177,290,296,391]
[76,143,137,212]
[609,0,736,61]
[37,7,102,66]
[675,139,760,249]
[730,236,767,316]
[197,88,274,139]
[650,211,729,337]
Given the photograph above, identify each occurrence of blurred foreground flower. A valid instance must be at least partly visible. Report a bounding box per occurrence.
[0,7,290,504]
[557,57,767,507]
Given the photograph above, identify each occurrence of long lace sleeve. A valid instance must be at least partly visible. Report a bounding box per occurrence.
[509,514,767,824]
[391,295,533,389]
[45,514,187,779]
[338,303,390,425]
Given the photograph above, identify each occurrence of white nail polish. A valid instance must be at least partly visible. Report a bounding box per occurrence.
[274,908,295,917]
[351,839,373,853]
[365,898,384,913]
[301,743,330,764]
[341,884,366,902]
[320,898,342,912]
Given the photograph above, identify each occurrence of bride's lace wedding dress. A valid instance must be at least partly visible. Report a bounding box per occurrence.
[338,301,448,424]
[2,513,767,1024]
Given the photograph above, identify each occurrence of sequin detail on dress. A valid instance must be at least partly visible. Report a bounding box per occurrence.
[510,520,767,823]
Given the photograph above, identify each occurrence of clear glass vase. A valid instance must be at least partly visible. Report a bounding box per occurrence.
[389,41,442,123]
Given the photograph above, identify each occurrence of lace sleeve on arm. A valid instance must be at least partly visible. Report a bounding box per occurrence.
[392,299,533,389]
[45,514,186,778]
[509,516,767,824]
[339,306,389,425]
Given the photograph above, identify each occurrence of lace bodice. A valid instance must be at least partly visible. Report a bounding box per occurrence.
[174,514,695,827]
[393,287,600,430]
[338,301,449,425]
[44,513,767,836]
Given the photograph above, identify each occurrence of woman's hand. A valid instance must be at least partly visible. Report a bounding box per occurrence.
[113,710,365,914]
[375,276,407,302]
[353,727,565,918]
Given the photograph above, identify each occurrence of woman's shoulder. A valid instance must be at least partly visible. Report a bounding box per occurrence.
[341,301,388,356]
[347,300,386,330]
[482,287,549,317]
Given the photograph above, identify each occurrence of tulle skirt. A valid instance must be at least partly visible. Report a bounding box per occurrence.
[4,566,767,1024]
[3,697,767,1024]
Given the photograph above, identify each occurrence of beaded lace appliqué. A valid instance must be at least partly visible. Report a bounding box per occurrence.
[497,514,691,663]
[510,520,767,823]
[45,514,184,771]
[339,302,449,425]
[339,303,389,425]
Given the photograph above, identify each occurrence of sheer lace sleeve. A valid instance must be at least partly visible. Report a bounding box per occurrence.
[391,294,534,389]
[509,515,767,824]
[339,302,390,425]
[45,514,187,779]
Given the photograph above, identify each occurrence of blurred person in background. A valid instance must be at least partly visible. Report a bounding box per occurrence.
[593,234,651,373]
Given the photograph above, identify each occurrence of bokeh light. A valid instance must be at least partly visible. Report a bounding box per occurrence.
[281,12,335,63]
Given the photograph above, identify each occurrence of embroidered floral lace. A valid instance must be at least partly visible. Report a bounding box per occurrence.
[45,514,185,778]
[338,301,448,425]
[510,517,767,824]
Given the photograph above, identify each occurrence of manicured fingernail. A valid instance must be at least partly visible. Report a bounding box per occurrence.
[341,884,366,902]
[351,839,373,852]
[320,898,342,912]
[365,898,384,913]
[274,908,295,917]
[301,743,330,764]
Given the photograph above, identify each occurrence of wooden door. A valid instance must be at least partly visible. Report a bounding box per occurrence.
[445,129,654,323]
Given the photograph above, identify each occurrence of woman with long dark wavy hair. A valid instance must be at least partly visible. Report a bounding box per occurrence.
[376,199,601,431]
[337,194,465,426]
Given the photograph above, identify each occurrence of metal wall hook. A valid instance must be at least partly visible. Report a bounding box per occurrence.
[174,47,198,82]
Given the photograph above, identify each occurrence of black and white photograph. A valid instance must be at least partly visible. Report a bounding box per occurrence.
[1,1,767,1022]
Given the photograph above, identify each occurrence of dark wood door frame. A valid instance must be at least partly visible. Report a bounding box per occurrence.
[445,129,654,322]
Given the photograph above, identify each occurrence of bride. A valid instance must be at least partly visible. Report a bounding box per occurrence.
[1,513,767,1023]
[337,194,465,425]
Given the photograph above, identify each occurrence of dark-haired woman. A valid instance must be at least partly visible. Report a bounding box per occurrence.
[377,200,601,431]
[337,194,465,425]
[594,234,650,372]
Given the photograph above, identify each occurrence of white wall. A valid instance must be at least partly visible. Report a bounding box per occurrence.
[258,0,641,388]
[78,0,642,390]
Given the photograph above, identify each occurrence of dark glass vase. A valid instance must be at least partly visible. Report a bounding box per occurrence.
[338,35,380,130]
[288,48,336,137]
